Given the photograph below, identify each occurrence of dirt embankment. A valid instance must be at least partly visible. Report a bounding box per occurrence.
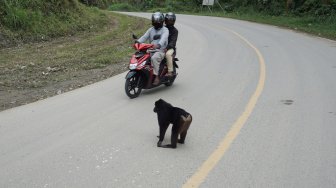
[0,12,148,111]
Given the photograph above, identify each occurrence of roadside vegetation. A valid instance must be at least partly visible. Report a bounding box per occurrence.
[108,0,336,40]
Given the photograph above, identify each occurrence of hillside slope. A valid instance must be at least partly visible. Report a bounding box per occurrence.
[0,3,149,111]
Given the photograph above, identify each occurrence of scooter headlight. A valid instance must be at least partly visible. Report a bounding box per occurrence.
[129,63,137,70]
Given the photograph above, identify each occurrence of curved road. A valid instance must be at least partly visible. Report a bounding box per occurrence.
[1,13,336,188]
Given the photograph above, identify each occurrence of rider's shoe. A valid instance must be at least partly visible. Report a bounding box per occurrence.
[165,72,173,77]
[153,77,160,85]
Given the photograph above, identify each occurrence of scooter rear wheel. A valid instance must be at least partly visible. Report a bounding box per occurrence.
[164,66,177,87]
[125,74,142,98]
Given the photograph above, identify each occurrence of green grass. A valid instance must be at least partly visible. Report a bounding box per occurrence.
[0,2,109,47]
[220,11,336,39]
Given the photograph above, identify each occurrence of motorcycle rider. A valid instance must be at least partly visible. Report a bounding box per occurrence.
[137,12,169,85]
[164,12,178,77]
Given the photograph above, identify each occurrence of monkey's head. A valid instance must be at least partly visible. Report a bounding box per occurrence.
[153,99,172,113]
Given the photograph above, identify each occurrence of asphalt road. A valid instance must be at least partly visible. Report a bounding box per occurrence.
[1,13,336,188]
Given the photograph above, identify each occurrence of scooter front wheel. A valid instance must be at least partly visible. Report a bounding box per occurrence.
[125,74,142,98]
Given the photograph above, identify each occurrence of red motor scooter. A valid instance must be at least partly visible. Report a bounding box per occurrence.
[125,40,178,99]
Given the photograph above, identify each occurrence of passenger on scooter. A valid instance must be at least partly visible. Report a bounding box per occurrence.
[137,12,169,85]
[164,12,178,77]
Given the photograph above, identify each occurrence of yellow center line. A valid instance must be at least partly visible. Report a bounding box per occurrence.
[182,26,266,188]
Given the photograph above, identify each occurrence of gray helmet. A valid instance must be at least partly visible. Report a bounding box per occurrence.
[165,12,176,26]
[151,12,164,29]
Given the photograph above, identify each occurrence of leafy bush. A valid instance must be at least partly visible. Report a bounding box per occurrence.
[97,0,335,17]
[0,0,80,30]
[255,0,284,16]
[108,3,135,11]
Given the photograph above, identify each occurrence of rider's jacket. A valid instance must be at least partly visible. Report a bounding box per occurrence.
[138,26,169,52]
[166,25,178,51]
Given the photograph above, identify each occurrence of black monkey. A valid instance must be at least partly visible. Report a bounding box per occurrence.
[153,99,192,149]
